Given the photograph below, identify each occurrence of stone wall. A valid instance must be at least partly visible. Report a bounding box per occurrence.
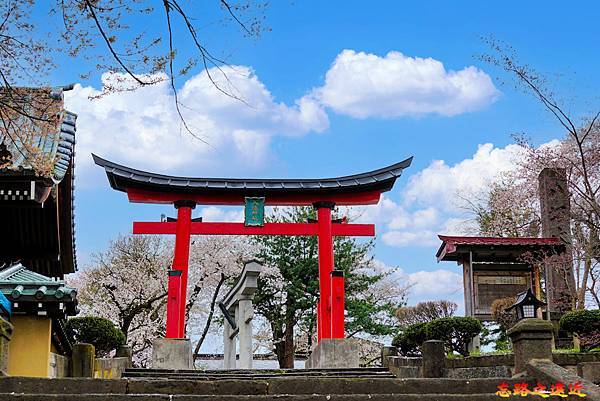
[49,353,69,378]
[386,351,600,379]
[0,316,12,376]
[94,357,131,379]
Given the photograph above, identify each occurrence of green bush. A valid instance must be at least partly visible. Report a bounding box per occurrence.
[560,309,600,351]
[560,309,600,334]
[426,316,482,357]
[392,322,427,356]
[66,316,126,357]
[393,317,482,357]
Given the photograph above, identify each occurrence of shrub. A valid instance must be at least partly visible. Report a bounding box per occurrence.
[560,309,600,351]
[393,317,482,357]
[489,297,518,351]
[392,322,427,356]
[426,316,483,356]
[491,297,517,332]
[66,316,126,357]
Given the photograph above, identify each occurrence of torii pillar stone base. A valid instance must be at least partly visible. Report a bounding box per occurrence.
[152,338,193,370]
[305,338,360,369]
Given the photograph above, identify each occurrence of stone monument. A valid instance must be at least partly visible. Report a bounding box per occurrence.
[220,260,262,369]
[539,168,576,347]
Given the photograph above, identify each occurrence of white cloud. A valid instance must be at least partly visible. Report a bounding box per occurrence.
[357,197,443,247]
[441,217,477,236]
[354,142,527,247]
[382,230,439,247]
[403,143,525,212]
[357,197,440,247]
[66,51,500,188]
[66,68,329,186]
[314,50,498,119]
[407,269,463,298]
[372,259,463,305]
[199,206,244,222]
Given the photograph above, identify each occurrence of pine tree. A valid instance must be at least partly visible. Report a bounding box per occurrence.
[252,206,407,368]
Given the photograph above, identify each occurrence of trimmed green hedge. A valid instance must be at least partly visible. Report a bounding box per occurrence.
[393,316,483,357]
[392,322,427,357]
[66,316,126,357]
[560,309,600,351]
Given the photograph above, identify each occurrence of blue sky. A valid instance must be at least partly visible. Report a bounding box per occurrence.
[54,1,600,308]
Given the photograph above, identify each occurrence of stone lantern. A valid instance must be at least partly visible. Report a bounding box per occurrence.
[507,288,546,321]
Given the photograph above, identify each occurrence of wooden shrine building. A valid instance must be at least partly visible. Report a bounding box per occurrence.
[436,235,565,322]
[0,86,78,278]
[0,86,79,377]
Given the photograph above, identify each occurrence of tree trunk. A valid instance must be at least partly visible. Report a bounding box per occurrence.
[578,255,591,309]
[193,273,226,359]
[282,319,295,368]
[273,326,286,368]
[307,311,314,351]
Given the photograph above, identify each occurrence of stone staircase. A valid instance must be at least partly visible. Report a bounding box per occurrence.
[122,366,397,379]
[0,368,563,400]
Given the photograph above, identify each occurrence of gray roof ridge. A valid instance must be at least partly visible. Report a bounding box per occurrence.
[0,263,25,280]
[92,153,414,184]
[0,263,65,284]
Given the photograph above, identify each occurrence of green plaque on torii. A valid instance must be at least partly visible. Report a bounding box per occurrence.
[244,197,265,226]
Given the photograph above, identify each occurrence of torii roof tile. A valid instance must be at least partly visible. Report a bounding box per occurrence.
[93,154,413,206]
[93,154,412,192]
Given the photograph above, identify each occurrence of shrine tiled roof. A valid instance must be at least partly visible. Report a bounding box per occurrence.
[438,235,562,247]
[436,235,563,262]
[0,86,78,277]
[0,87,76,184]
[93,154,413,203]
[0,263,78,317]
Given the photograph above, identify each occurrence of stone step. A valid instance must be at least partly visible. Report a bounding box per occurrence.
[124,367,392,375]
[123,371,396,379]
[0,377,536,396]
[124,373,396,380]
[2,394,587,401]
[123,367,396,379]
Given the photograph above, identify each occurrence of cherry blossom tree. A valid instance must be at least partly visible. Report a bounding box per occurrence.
[472,40,600,309]
[71,235,170,366]
[187,235,254,359]
[72,234,253,366]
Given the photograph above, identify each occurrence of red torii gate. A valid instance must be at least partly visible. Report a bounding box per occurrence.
[94,155,412,342]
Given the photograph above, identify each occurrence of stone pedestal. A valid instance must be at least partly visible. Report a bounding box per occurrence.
[72,343,95,378]
[152,338,193,370]
[421,340,445,378]
[0,317,13,376]
[115,345,133,368]
[305,339,360,369]
[508,318,553,375]
[578,362,600,383]
[381,346,398,368]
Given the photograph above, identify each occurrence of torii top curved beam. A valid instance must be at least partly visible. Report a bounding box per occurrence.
[92,154,413,206]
